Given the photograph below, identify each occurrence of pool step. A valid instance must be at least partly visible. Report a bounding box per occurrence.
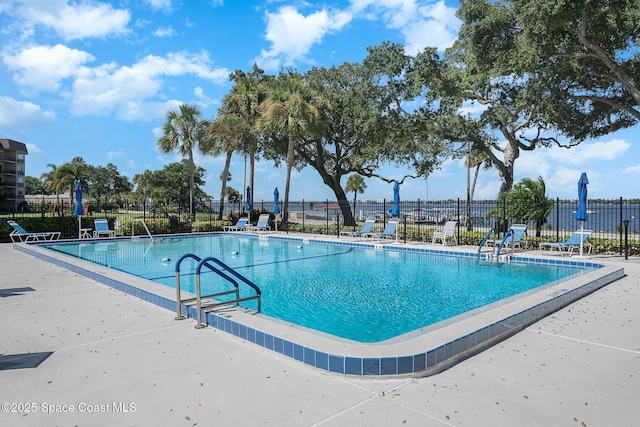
[484,253,512,262]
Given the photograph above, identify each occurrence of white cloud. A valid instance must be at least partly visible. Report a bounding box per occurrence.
[405,1,460,53]
[24,142,45,155]
[3,44,95,92]
[16,0,130,40]
[350,0,460,53]
[193,86,218,108]
[153,26,175,38]
[70,52,229,119]
[257,1,458,69]
[504,138,630,198]
[546,138,630,164]
[623,164,640,174]
[143,0,173,12]
[0,96,56,130]
[107,149,125,159]
[258,6,352,68]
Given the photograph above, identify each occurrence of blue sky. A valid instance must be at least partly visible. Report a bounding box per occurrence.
[1,0,638,203]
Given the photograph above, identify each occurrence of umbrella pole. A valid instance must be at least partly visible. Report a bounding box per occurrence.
[579,222,584,257]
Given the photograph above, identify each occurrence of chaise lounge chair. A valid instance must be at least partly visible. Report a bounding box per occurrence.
[499,223,528,251]
[93,219,115,238]
[224,217,249,232]
[7,220,61,243]
[366,218,400,240]
[340,218,376,238]
[539,230,592,256]
[245,214,271,232]
[432,220,458,245]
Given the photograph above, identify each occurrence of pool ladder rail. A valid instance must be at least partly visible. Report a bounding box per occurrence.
[174,253,262,329]
[131,219,153,240]
[477,228,515,262]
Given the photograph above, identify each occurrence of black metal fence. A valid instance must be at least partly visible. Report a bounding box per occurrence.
[2,197,639,255]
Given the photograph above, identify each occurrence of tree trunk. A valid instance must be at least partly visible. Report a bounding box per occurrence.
[249,153,255,212]
[218,150,233,220]
[283,135,295,228]
[466,164,482,231]
[332,185,355,226]
[188,151,195,217]
[498,142,517,194]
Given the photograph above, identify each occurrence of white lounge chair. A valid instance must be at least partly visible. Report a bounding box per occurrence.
[7,220,61,243]
[245,214,271,232]
[432,221,457,245]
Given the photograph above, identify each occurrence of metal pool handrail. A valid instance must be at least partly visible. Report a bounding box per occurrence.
[496,228,515,256]
[477,228,497,254]
[174,253,262,329]
[132,219,153,240]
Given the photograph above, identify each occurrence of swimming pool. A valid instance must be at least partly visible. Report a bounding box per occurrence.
[18,233,624,376]
[45,234,593,342]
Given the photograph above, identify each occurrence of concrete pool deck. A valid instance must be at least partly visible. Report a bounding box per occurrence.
[1,240,639,426]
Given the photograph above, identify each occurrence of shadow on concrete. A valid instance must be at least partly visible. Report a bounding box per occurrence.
[0,352,53,371]
[0,287,35,297]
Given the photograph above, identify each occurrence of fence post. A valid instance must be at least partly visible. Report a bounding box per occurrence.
[325,199,329,234]
[403,216,407,244]
[623,219,630,260]
[456,198,461,243]
[619,197,623,255]
[555,197,560,242]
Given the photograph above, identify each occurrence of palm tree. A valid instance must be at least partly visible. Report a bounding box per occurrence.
[464,145,493,230]
[495,176,553,237]
[225,65,271,209]
[133,169,156,214]
[157,103,208,217]
[345,174,366,220]
[202,112,250,219]
[52,157,87,206]
[258,73,328,225]
[41,163,62,205]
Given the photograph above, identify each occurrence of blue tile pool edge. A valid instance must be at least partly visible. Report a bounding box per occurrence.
[12,240,625,377]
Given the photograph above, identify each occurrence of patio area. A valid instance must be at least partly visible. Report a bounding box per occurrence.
[1,242,639,426]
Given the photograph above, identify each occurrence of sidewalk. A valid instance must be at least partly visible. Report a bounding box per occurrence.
[1,243,639,426]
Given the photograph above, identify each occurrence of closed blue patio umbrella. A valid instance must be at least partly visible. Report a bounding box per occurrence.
[245,186,251,223]
[576,173,589,256]
[273,187,281,231]
[389,180,400,218]
[73,180,84,237]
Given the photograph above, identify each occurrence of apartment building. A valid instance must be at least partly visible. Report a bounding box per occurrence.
[0,138,28,211]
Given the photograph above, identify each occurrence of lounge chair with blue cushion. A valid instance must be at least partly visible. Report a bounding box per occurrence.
[7,220,61,243]
[93,219,115,238]
[224,217,249,232]
[366,218,400,240]
[539,230,592,256]
[245,214,271,232]
[340,218,376,238]
[499,223,528,250]
[432,220,458,245]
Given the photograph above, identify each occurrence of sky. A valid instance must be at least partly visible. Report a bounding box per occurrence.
[1,0,638,204]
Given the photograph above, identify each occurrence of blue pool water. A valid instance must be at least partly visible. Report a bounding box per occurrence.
[43,235,594,343]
